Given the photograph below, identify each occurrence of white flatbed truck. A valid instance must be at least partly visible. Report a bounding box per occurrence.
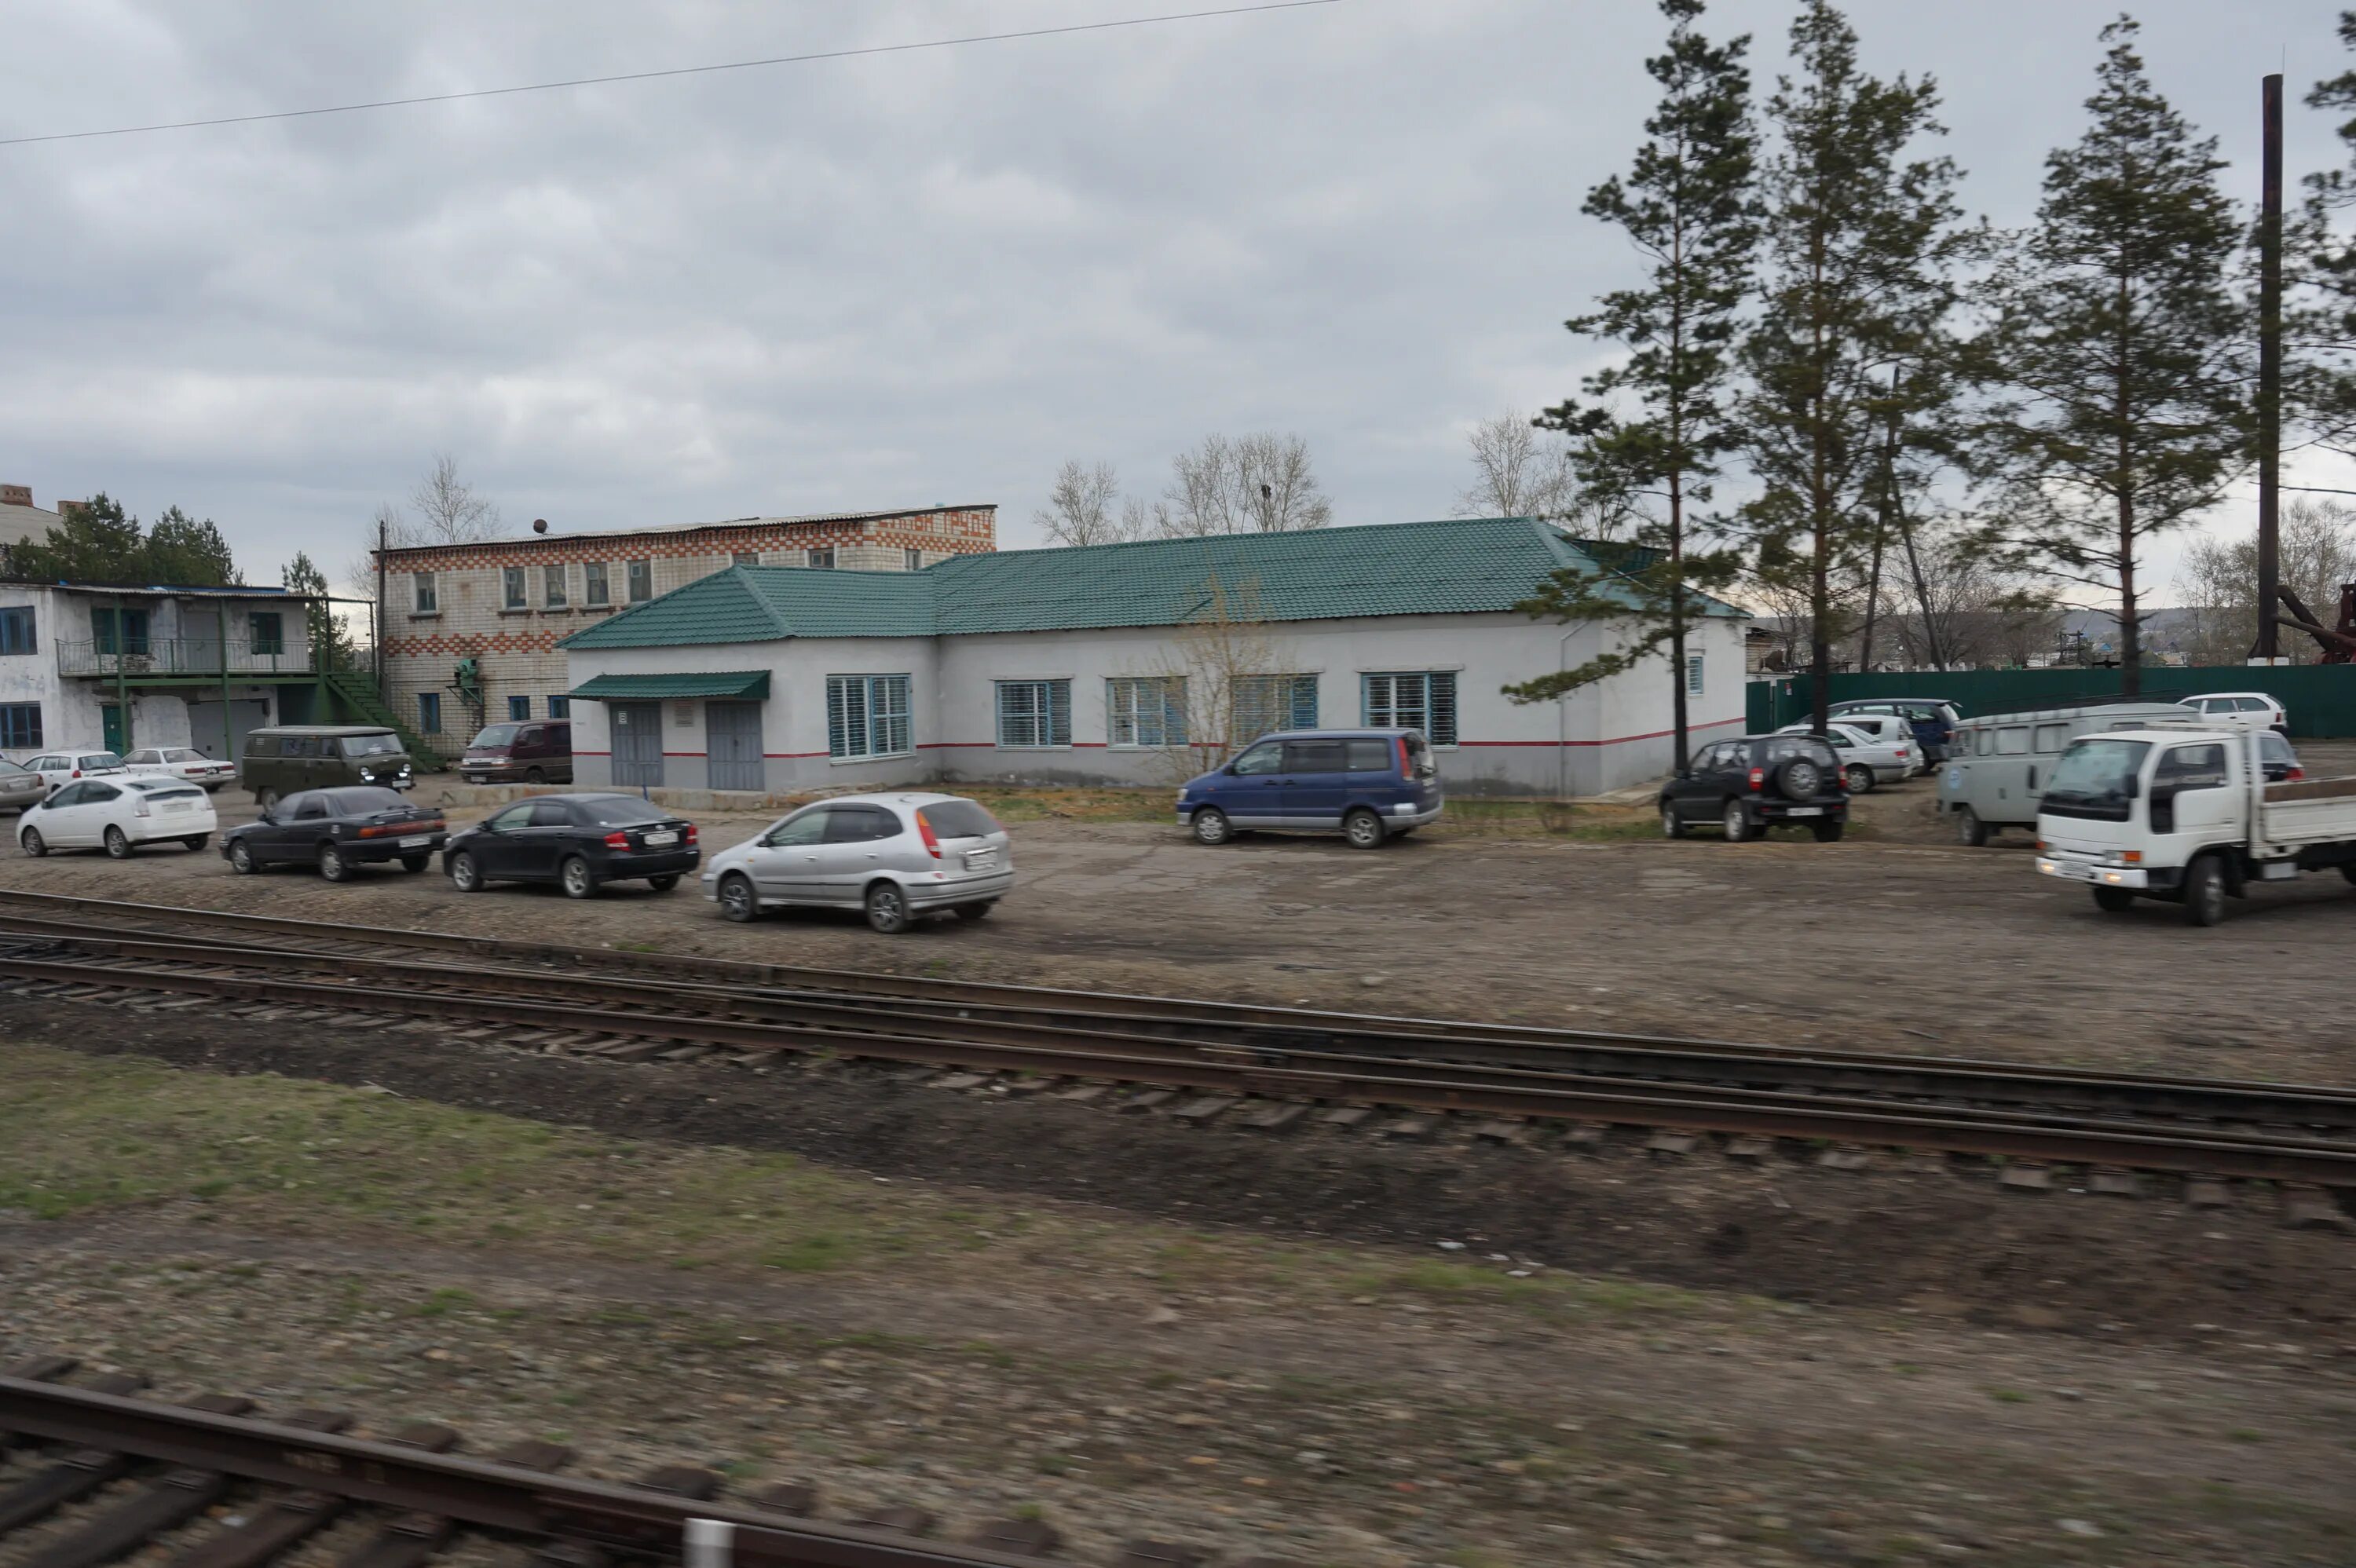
[2034,726,2356,926]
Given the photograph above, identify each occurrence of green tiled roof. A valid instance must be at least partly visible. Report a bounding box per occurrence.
[558,517,1746,652]
[568,670,771,700]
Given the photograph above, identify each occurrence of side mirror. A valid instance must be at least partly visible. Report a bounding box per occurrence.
[1222,763,1238,775]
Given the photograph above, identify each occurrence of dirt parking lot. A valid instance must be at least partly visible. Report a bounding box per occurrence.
[7,755,2356,1085]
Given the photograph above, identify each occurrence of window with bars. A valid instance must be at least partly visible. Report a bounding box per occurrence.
[826,674,912,759]
[1361,671,1458,746]
[0,607,35,655]
[502,566,528,609]
[584,562,610,606]
[1231,674,1319,744]
[996,679,1071,748]
[1107,676,1187,748]
[544,565,568,608]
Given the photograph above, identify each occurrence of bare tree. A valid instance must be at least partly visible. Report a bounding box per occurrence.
[1033,460,1150,547]
[2174,498,2356,665]
[1155,433,1333,536]
[1129,576,1297,783]
[1454,411,1574,519]
[398,453,503,546]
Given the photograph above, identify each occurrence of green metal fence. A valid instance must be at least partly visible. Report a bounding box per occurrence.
[1746,666,2356,738]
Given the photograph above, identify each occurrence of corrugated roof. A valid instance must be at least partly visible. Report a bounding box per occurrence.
[569,671,772,700]
[559,517,1745,652]
[375,504,994,558]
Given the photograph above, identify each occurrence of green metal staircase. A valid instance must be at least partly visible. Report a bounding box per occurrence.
[324,669,448,769]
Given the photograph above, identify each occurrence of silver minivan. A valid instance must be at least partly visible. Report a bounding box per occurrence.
[1939,702,2197,846]
[701,791,1013,934]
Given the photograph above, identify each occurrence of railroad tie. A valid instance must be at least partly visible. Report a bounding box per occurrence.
[154,1409,355,1568]
[337,1435,569,1568]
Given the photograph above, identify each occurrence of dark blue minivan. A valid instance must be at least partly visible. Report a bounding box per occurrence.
[1177,729,1443,849]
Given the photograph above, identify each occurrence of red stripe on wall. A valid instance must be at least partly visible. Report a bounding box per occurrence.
[1458,718,1743,749]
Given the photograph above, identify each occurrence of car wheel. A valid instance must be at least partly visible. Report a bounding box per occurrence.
[865,880,911,934]
[2182,856,2227,927]
[954,901,997,920]
[717,872,759,923]
[1342,808,1386,850]
[1811,819,1846,842]
[254,787,277,812]
[1776,758,1824,799]
[712,866,759,918]
[1954,806,1988,848]
[104,825,134,859]
[1660,802,1686,839]
[20,828,45,858]
[2091,886,2136,912]
[318,842,349,882]
[1721,800,1751,842]
[1842,763,1874,794]
[448,850,484,892]
[525,767,545,784]
[559,854,597,899]
[648,873,680,891]
[1191,807,1232,846]
[182,835,210,853]
[401,854,430,873]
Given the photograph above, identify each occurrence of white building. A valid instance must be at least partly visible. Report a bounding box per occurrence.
[558,518,1748,799]
[0,579,319,760]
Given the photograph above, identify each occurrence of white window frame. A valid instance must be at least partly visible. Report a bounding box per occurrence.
[1361,671,1458,747]
[502,565,527,610]
[1107,676,1187,749]
[807,546,836,569]
[584,561,610,606]
[411,572,437,614]
[996,678,1072,749]
[627,560,653,603]
[543,564,568,609]
[826,674,913,762]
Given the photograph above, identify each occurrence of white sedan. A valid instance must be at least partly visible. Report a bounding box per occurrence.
[18,750,127,793]
[1774,720,1912,792]
[124,746,239,791]
[18,776,218,858]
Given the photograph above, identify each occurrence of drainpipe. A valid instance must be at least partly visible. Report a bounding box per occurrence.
[218,603,233,761]
[112,594,132,752]
[1557,624,1581,801]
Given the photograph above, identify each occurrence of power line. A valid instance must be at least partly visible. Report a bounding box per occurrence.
[0,0,1344,149]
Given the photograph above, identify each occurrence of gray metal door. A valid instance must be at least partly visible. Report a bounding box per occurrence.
[611,702,664,788]
[706,700,764,792]
[185,698,269,762]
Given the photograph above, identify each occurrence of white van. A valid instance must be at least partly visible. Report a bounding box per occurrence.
[1938,702,2197,846]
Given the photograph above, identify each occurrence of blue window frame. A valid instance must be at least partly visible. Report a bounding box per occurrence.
[0,607,35,656]
[418,692,443,735]
[996,679,1070,748]
[1361,671,1457,747]
[0,704,39,749]
[507,695,532,721]
[547,696,571,719]
[826,674,912,759]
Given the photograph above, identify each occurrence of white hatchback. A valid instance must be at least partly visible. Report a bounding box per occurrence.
[701,792,1014,934]
[124,746,240,791]
[18,776,218,858]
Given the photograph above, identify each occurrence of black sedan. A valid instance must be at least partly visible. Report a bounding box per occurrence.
[222,786,448,879]
[443,793,698,898]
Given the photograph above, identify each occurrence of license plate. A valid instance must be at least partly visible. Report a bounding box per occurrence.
[161,802,192,813]
[642,830,679,846]
[1785,806,1824,817]
[964,849,998,870]
[399,835,431,849]
[2046,859,2094,882]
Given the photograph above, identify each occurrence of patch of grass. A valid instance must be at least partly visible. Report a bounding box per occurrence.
[412,1287,475,1318]
[763,1231,856,1273]
[1986,1387,2030,1404]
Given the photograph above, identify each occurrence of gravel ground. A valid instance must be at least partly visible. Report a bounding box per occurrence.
[4,1047,2354,1568]
[5,766,2356,1084]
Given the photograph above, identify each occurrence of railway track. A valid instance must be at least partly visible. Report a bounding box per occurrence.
[0,1354,1238,1567]
[0,889,2353,1204]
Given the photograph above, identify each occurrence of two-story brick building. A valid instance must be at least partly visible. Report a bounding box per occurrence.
[372,505,995,753]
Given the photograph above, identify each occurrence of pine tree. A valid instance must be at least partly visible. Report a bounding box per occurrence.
[1506,0,1757,773]
[283,552,355,671]
[2291,11,2356,463]
[1734,0,1967,729]
[12,493,148,581]
[1968,17,2250,696]
[145,506,241,586]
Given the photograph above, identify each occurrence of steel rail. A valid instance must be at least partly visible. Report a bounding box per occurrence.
[0,1378,1052,1568]
[6,914,2356,1135]
[3,945,2354,1185]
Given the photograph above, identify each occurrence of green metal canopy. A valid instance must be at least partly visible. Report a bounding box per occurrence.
[567,671,771,700]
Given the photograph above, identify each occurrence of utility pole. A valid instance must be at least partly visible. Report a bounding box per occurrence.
[2255,71,2285,663]
[375,510,390,698]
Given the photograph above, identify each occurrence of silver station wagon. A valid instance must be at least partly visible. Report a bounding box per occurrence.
[701,791,1013,934]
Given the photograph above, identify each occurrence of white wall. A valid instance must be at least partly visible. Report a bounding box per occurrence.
[565,610,1747,797]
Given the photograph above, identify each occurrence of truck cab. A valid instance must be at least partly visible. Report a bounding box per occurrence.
[2035,726,2356,925]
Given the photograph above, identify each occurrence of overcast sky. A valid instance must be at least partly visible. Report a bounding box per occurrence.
[0,0,2347,605]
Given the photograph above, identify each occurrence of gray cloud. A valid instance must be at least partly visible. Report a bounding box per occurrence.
[0,0,2344,604]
